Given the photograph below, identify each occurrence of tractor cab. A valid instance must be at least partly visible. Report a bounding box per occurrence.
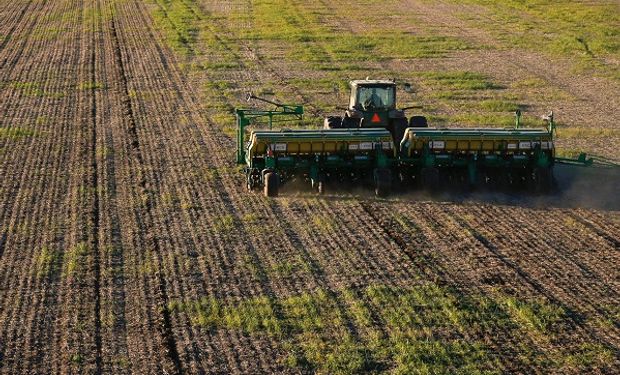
[350,80,396,112]
[324,79,427,145]
[342,80,399,128]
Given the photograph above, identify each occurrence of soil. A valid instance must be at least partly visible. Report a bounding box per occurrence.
[0,0,618,374]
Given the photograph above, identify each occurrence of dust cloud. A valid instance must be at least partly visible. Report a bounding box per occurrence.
[276,166,619,211]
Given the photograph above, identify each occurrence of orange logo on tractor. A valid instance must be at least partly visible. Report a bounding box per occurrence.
[371,113,381,123]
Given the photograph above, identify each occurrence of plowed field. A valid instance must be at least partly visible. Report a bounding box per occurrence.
[0,0,618,374]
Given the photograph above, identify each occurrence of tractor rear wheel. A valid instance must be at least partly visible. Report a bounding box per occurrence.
[341,116,362,128]
[390,117,408,147]
[409,115,428,128]
[247,168,261,191]
[323,116,342,129]
[264,172,279,197]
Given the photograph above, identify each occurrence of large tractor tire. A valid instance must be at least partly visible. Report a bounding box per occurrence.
[374,168,392,197]
[409,115,428,128]
[323,116,342,129]
[246,168,261,191]
[390,117,408,147]
[264,172,279,197]
[341,116,362,128]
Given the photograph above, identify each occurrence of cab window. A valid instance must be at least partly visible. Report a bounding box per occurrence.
[356,86,395,110]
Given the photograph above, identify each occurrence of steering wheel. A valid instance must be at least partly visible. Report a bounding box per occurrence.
[363,98,375,111]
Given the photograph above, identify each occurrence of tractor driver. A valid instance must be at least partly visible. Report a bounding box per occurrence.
[361,88,384,110]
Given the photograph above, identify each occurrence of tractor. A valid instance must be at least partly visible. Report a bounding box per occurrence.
[323,79,427,147]
[235,79,610,197]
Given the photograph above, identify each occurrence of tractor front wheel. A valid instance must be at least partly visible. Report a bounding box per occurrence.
[323,116,342,129]
[409,115,428,128]
[247,169,261,191]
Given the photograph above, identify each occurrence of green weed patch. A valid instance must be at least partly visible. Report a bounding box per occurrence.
[453,0,619,78]
[151,0,200,55]
[0,127,35,140]
[168,282,605,374]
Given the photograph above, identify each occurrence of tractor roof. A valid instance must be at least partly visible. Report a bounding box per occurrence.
[350,79,396,87]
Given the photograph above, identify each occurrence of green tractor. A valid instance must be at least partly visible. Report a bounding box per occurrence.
[324,79,427,146]
[235,79,609,197]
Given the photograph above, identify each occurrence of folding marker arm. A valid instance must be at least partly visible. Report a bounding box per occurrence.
[236,95,303,164]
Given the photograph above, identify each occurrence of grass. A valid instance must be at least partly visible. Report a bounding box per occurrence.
[239,213,264,235]
[269,257,312,277]
[159,192,178,207]
[213,214,235,232]
[9,82,44,96]
[498,296,565,334]
[148,0,617,160]
[63,242,89,280]
[179,198,198,211]
[560,342,614,369]
[591,304,620,329]
[479,99,521,112]
[138,248,156,275]
[241,255,268,282]
[554,148,588,160]
[202,167,220,181]
[241,213,259,224]
[77,81,105,90]
[5,81,65,98]
[415,71,513,113]
[392,340,491,375]
[0,127,35,140]
[168,295,281,334]
[35,246,60,279]
[453,0,619,78]
[236,0,471,66]
[150,0,200,56]
[70,352,84,364]
[556,127,620,139]
[169,282,611,373]
[428,112,543,128]
[160,0,481,130]
[312,216,335,232]
[419,71,499,91]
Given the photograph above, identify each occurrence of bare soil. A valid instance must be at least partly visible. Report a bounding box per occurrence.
[0,0,618,374]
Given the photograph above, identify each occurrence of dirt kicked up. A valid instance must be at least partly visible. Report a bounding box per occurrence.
[0,0,618,374]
